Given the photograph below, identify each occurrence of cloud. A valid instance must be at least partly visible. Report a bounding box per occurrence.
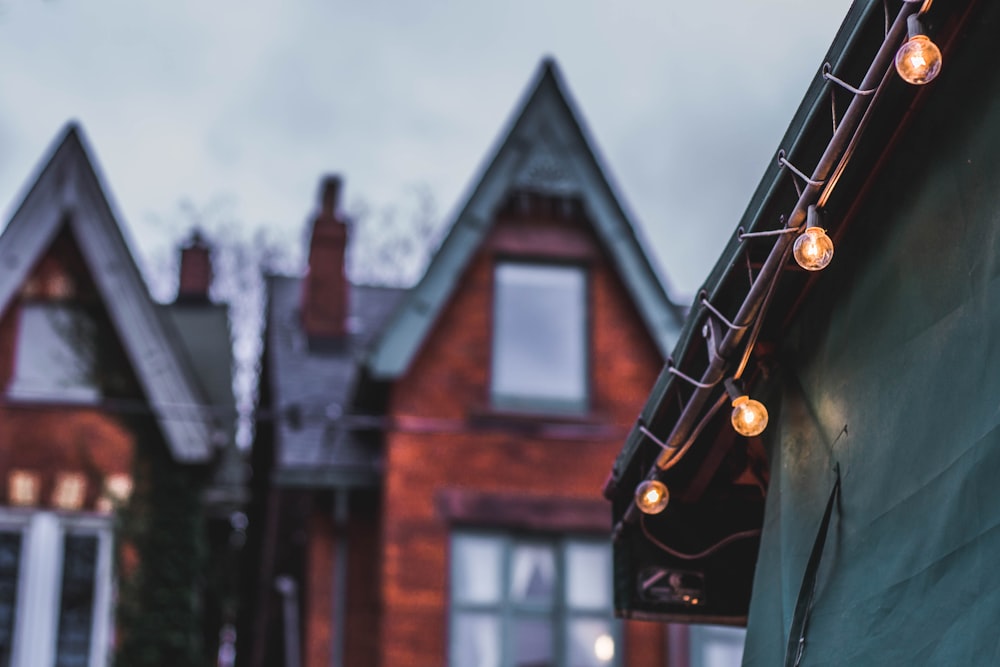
[0,0,853,299]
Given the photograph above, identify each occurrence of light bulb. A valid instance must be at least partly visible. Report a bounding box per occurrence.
[895,35,942,85]
[731,396,768,437]
[793,227,834,271]
[635,479,670,514]
[593,634,615,662]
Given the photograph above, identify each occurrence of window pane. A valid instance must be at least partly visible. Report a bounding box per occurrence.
[453,534,503,604]
[54,534,99,667]
[510,544,556,605]
[566,542,611,610]
[513,617,553,667]
[0,532,21,667]
[452,612,500,667]
[9,305,98,402]
[689,625,746,667]
[567,618,616,667]
[492,263,586,411]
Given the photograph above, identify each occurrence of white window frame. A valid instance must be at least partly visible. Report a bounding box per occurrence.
[449,531,619,667]
[0,509,113,667]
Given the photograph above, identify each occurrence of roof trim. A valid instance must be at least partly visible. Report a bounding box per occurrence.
[365,58,683,380]
[0,124,214,462]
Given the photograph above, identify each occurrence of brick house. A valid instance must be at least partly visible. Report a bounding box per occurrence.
[242,60,694,667]
[0,124,243,666]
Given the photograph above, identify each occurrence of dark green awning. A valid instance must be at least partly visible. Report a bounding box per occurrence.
[608,2,996,664]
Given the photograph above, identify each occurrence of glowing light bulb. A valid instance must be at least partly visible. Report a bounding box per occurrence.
[731,396,768,437]
[594,634,615,662]
[635,479,670,514]
[8,470,40,506]
[793,227,834,271]
[895,27,942,85]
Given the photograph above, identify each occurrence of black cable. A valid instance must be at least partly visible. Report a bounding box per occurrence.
[640,515,761,561]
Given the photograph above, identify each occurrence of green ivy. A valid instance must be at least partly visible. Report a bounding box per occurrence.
[114,416,210,667]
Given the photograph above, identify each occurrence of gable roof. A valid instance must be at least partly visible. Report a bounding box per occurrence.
[366,59,684,380]
[0,124,215,462]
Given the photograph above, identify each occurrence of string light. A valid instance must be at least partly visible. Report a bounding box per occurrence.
[895,14,942,85]
[725,379,768,437]
[52,472,87,510]
[635,479,670,514]
[793,205,834,271]
[614,1,939,539]
[8,470,40,506]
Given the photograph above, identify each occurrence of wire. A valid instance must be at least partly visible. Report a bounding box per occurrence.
[831,87,839,135]
[733,240,793,380]
[700,298,749,332]
[666,364,720,390]
[638,424,670,451]
[738,226,799,240]
[822,63,876,96]
[659,393,728,471]
[640,515,762,561]
[777,150,825,187]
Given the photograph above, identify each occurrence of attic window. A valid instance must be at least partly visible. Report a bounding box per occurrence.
[491,262,587,413]
[8,303,99,403]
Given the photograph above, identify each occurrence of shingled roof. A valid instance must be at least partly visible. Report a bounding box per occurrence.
[265,276,405,486]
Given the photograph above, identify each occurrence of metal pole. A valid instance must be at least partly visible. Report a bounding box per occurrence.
[331,489,349,667]
[275,575,302,667]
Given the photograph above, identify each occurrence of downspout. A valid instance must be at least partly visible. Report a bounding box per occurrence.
[331,488,349,667]
[667,624,690,667]
[275,575,302,667]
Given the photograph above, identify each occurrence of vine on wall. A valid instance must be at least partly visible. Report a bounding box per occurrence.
[114,415,210,667]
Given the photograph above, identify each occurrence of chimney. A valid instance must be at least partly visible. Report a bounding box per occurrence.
[302,176,349,339]
[177,229,213,303]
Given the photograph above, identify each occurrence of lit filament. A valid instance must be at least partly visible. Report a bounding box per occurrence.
[635,479,670,514]
[731,396,768,437]
[793,227,834,271]
[895,34,942,85]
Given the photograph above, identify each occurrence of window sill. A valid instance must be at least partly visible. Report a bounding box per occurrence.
[4,387,102,407]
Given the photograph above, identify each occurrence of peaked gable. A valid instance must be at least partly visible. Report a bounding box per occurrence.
[366,59,683,380]
[0,124,214,462]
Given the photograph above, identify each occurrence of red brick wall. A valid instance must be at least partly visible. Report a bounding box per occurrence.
[379,211,667,667]
[344,496,382,667]
[305,510,334,667]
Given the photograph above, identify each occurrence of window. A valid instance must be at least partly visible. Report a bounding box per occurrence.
[689,625,746,667]
[0,511,112,667]
[450,533,618,667]
[491,263,587,413]
[8,304,99,403]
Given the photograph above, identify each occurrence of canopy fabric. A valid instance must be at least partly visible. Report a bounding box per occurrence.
[744,14,1000,663]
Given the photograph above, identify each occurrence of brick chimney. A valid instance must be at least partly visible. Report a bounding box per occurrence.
[302,176,349,339]
[177,229,213,303]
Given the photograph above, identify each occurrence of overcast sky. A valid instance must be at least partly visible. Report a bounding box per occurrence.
[0,0,853,301]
